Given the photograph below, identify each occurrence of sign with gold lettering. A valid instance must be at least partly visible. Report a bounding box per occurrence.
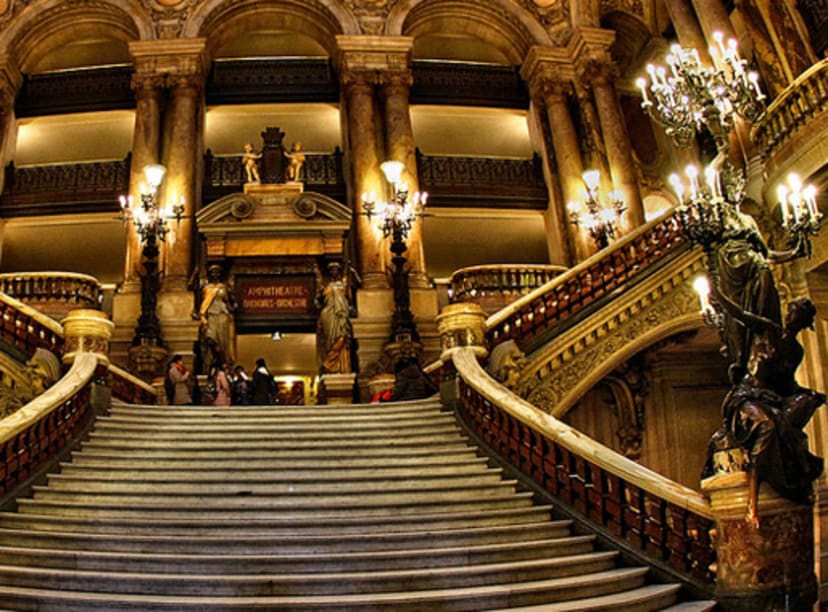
[236,276,315,317]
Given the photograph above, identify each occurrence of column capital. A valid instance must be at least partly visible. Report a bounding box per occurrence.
[569,27,618,84]
[520,46,575,102]
[336,35,413,81]
[378,68,413,92]
[129,38,208,91]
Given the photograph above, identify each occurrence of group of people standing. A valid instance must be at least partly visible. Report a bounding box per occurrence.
[165,356,279,407]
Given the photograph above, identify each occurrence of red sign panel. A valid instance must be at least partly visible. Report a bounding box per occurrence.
[236,276,315,316]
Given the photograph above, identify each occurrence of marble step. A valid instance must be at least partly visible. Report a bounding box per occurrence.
[492,583,682,610]
[43,470,506,492]
[0,551,620,596]
[0,536,596,573]
[16,491,535,519]
[58,456,492,475]
[70,444,481,461]
[95,412,456,429]
[109,400,441,419]
[0,506,560,537]
[0,567,651,611]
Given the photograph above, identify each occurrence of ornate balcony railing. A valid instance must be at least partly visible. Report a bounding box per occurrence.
[486,213,687,351]
[1,155,131,217]
[0,272,102,313]
[450,348,716,589]
[449,264,567,313]
[417,151,548,209]
[0,353,98,498]
[752,58,828,160]
[0,294,64,358]
[202,150,346,202]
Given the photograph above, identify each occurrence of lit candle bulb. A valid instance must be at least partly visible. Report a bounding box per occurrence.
[636,77,650,104]
[804,184,818,220]
[693,276,713,315]
[685,165,700,199]
[713,31,727,57]
[704,166,720,199]
[668,173,685,204]
[777,184,790,227]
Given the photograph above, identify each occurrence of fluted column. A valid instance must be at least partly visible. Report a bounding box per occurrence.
[521,47,587,261]
[161,74,202,289]
[0,57,22,194]
[573,29,645,228]
[380,67,428,288]
[123,75,162,286]
[689,0,737,46]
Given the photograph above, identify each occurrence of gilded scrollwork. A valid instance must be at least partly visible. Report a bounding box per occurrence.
[517,0,571,44]
[521,281,698,416]
[140,0,197,39]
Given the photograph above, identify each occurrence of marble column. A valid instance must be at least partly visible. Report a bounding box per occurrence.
[522,51,589,261]
[689,0,737,46]
[123,76,162,286]
[340,70,386,289]
[573,29,645,229]
[380,68,428,288]
[663,0,712,63]
[161,75,201,289]
[0,57,22,194]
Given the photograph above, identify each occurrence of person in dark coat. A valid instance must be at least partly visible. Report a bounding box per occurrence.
[385,357,438,402]
[251,358,277,405]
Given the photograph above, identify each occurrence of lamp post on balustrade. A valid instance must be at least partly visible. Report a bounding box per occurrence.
[638,32,821,610]
[118,164,184,376]
[361,161,428,353]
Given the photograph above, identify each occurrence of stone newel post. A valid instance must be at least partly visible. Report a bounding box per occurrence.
[702,471,818,610]
[61,309,115,367]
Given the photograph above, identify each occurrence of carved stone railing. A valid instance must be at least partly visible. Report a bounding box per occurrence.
[202,150,346,201]
[109,363,157,405]
[0,353,97,497]
[16,65,134,117]
[752,58,828,160]
[449,264,567,313]
[0,294,64,357]
[450,347,716,589]
[0,272,102,318]
[411,61,528,108]
[207,58,338,105]
[487,213,687,351]
[0,155,131,217]
[417,150,548,209]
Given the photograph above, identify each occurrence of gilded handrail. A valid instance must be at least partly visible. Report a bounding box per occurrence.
[109,363,157,405]
[0,353,97,497]
[0,272,102,308]
[486,211,685,348]
[449,264,568,303]
[450,346,715,583]
[0,293,64,356]
[752,58,828,158]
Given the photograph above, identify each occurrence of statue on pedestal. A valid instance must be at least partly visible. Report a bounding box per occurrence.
[242,144,261,184]
[317,262,353,375]
[197,265,237,370]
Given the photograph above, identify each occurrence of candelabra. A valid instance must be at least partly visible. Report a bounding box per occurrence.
[637,32,765,151]
[118,164,184,349]
[361,160,428,345]
[567,169,626,250]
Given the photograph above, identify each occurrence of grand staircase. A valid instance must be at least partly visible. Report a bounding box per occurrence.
[0,398,714,610]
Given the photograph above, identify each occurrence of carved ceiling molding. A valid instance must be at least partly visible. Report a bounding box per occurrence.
[0,0,24,31]
[518,0,571,45]
[141,0,197,39]
[600,0,645,18]
[341,0,394,35]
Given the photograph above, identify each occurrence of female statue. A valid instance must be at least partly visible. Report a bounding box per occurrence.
[198,265,237,368]
[317,262,353,374]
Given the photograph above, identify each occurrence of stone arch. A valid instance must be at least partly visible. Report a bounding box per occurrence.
[0,0,152,72]
[600,9,653,75]
[185,0,359,60]
[387,0,552,64]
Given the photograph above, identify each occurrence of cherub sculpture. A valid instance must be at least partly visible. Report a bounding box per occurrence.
[284,142,306,182]
[242,143,261,184]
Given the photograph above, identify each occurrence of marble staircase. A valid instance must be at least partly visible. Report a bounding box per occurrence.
[0,399,716,610]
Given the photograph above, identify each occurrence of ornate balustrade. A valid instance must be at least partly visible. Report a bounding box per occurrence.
[202,150,346,201]
[449,264,567,312]
[450,348,716,589]
[0,272,102,314]
[109,363,157,405]
[0,294,64,357]
[416,150,548,209]
[752,58,828,160]
[0,156,131,217]
[486,213,686,350]
[0,353,97,497]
